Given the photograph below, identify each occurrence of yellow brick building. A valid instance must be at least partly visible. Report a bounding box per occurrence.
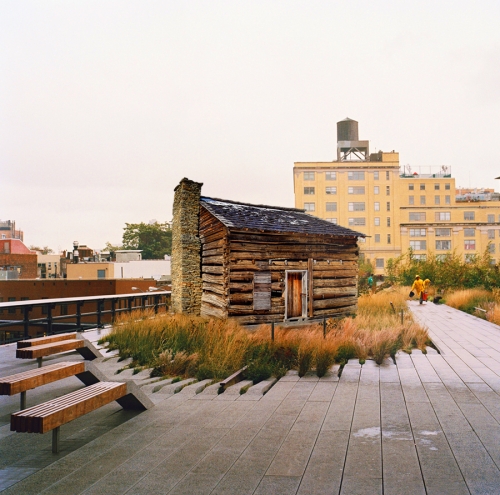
[294,118,500,274]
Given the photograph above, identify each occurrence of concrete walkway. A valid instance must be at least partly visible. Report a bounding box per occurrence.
[1,304,500,494]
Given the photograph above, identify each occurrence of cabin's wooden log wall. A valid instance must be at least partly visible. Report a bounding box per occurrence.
[199,208,360,324]
[199,208,229,319]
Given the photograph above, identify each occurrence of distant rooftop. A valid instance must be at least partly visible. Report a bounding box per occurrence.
[400,165,452,179]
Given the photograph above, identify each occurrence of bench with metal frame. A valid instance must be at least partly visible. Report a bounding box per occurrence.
[0,361,86,410]
[10,379,153,453]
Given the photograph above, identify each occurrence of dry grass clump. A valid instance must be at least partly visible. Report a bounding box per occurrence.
[102,290,430,381]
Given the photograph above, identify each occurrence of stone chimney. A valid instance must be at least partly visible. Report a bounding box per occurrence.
[171,178,203,315]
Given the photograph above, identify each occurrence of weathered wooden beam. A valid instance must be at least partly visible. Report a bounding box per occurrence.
[201,292,227,309]
[313,296,357,310]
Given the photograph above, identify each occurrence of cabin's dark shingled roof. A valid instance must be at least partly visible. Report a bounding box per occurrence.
[200,197,365,237]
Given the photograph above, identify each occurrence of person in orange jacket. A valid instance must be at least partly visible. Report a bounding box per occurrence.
[411,275,426,304]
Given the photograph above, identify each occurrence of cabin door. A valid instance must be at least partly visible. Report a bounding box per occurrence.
[285,270,308,320]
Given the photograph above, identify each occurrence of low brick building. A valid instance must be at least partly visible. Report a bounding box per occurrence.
[0,239,37,279]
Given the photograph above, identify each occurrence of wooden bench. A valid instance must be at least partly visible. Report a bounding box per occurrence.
[0,361,85,409]
[17,333,77,349]
[11,381,128,453]
[16,338,101,366]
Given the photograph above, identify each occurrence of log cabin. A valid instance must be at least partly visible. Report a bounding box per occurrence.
[171,178,365,325]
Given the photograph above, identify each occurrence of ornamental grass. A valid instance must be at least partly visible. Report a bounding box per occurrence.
[101,289,430,381]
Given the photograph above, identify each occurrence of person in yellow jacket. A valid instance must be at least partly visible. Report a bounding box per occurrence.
[411,275,426,304]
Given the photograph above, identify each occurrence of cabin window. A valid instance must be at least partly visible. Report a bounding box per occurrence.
[253,272,271,310]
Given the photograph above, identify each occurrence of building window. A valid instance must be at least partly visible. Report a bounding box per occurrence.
[373,171,379,180]
[409,183,414,191]
[97,269,106,279]
[325,171,336,180]
[374,217,380,226]
[412,254,427,261]
[387,234,391,244]
[435,212,451,221]
[434,184,440,190]
[348,218,366,226]
[325,187,337,195]
[410,240,427,250]
[445,183,450,190]
[386,202,390,211]
[325,218,337,224]
[435,228,451,237]
[385,186,390,196]
[326,202,337,212]
[348,202,365,212]
[464,211,475,220]
[464,240,476,250]
[436,240,451,250]
[435,196,440,205]
[374,186,379,194]
[464,228,475,237]
[374,202,380,211]
[376,258,384,268]
[410,229,426,237]
[348,186,365,194]
[387,217,391,227]
[348,171,365,180]
[488,214,495,223]
[375,234,380,243]
[304,172,315,181]
[420,184,425,190]
[420,196,426,205]
[410,212,426,221]
[488,229,495,239]
[445,195,450,204]
[386,171,390,180]
[489,244,496,254]
[409,196,414,205]
[304,187,315,195]
[304,203,315,211]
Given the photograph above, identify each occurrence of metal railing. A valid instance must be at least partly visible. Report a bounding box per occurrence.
[0,291,171,345]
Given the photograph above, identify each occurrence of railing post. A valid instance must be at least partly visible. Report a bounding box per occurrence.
[76,302,83,332]
[47,304,55,335]
[128,297,134,313]
[23,306,32,340]
[154,295,160,314]
[141,295,148,312]
[111,299,116,323]
[323,317,326,339]
[271,322,275,341]
[97,300,104,328]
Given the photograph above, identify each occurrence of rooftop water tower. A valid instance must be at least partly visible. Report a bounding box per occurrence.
[336,118,369,161]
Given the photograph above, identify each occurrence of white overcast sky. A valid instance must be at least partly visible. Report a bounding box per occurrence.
[1,1,499,252]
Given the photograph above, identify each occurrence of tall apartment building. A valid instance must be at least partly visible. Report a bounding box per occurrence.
[294,118,500,274]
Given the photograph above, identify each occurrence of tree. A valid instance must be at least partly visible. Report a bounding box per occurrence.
[29,245,54,254]
[102,241,123,253]
[121,222,172,259]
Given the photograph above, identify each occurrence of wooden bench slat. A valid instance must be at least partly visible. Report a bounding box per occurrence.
[11,382,127,433]
[0,362,85,395]
[16,340,84,359]
[17,333,77,348]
